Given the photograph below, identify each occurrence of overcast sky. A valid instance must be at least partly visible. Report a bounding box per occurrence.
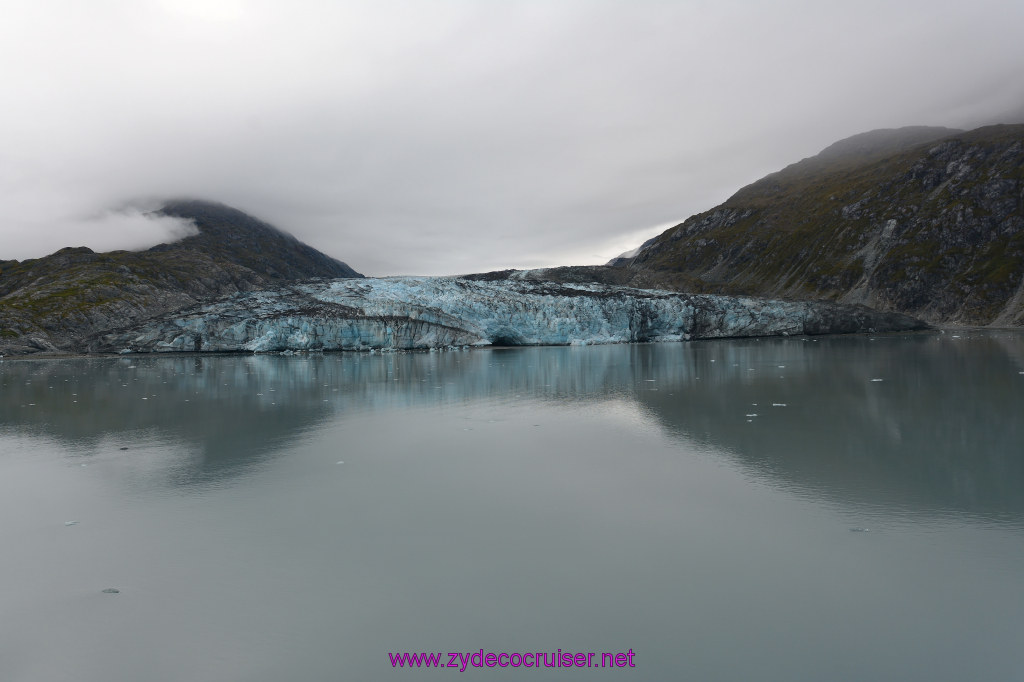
[2,0,1023,276]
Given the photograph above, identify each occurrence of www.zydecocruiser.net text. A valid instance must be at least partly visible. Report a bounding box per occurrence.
[389,649,637,671]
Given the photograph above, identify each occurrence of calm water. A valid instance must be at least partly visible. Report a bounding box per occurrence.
[1,332,1023,681]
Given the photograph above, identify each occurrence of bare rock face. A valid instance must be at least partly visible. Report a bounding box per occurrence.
[621,125,1024,326]
[92,277,927,354]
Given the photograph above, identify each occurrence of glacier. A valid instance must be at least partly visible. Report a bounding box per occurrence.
[91,276,927,353]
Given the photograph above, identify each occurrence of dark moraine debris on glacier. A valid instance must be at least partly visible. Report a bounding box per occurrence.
[90,277,928,353]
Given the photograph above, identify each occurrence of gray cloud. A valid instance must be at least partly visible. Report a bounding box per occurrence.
[2,0,1023,275]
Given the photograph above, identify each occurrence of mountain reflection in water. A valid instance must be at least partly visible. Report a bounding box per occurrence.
[2,331,1022,520]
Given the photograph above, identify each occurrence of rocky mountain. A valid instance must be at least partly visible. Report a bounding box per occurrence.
[0,200,361,354]
[616,125,1024,326]
[154,200,360,281]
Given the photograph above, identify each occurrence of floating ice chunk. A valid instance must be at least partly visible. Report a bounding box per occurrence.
[849,527,870,532]
[870,378,884,382]
[772,403,787,407]
[64,521,79,526]
[746,413,758,417]
[337,461,344,464]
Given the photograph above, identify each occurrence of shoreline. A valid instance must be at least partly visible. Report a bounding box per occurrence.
[5,327,1018,362]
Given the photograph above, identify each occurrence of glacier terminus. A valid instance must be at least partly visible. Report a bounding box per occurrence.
[93,275,927,354]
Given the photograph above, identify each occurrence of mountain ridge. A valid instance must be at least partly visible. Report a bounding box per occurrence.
[610,124,1024,325]
[0,200,362,354]
[153,199,360,280]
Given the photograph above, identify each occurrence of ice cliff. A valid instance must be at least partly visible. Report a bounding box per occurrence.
[92,276,927,353]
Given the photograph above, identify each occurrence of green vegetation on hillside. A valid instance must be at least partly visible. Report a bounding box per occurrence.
[626,125,1024,325]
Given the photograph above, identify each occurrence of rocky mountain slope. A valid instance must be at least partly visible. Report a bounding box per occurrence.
[0,200,361,354]
[617,125,1024,326]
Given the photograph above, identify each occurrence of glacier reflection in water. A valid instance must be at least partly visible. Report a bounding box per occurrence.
[0,331,1022,681]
